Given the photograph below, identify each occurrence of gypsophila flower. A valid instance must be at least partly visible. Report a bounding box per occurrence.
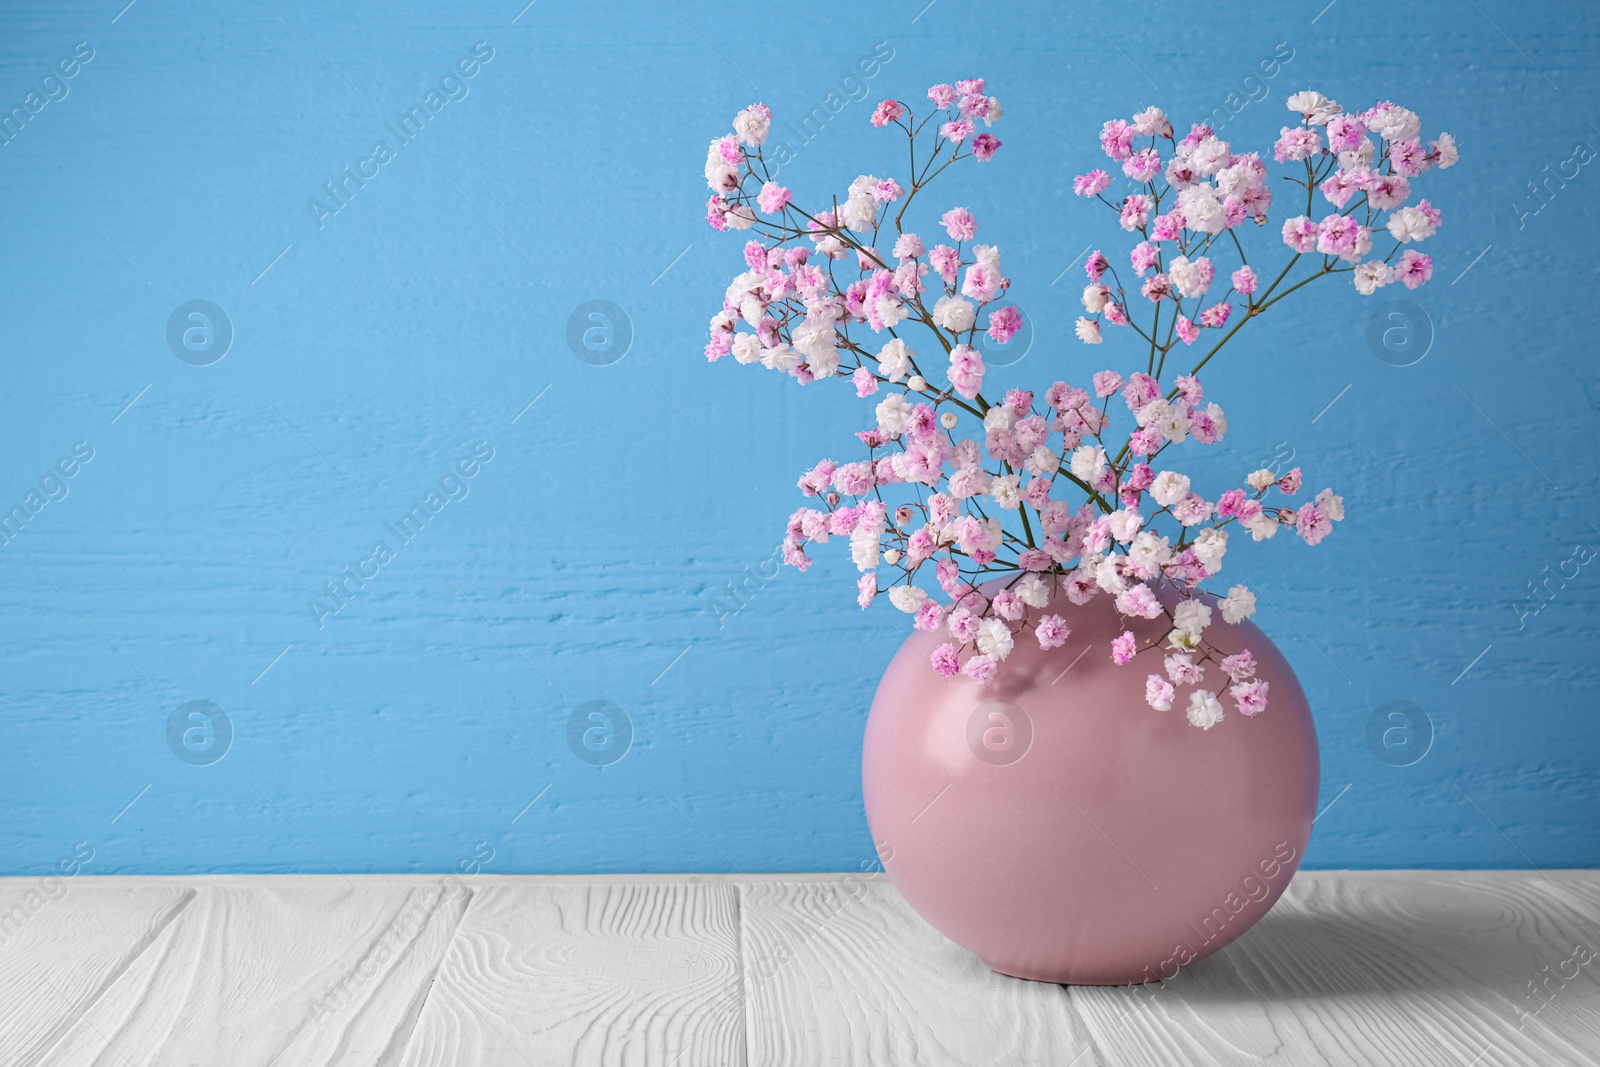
[1220,585,1257,624]
[696,82,1447,720]
[963,653,997,684]
[1186,689,1225,730]
[1145,674,1176,710]
[1221,649,1257,682]
[1230,679,1270,716]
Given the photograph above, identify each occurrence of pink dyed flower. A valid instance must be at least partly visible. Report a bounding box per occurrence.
[1085,249,1109,281]
[962,654,997,684]
[757,182,791,214]
[1116,583,1164,620]
[798,461,838,496]
[871,99,905,128]
[1315,215,1359,257]
[1391,138,1427,176]
[834,461,874,497]
[1396,250,1433,289]
[1036,614,1071,650]
[1130,241,1160,275]
[1281,216,1319,253]
[948,344,985,399]
[1230,679,1270,716]
[913,600,945,632]
[1100,119,1135,161]
[1120,194,1153,231]
[1220,649,1256,682]
[1128,426,1164,456]
[1296,503,1332,545]
[948,607,979,643]
[692,80,1430,695]
[1092,370,1124,398]
[1122,372,1160,410]
[1164,653,1203,686]
[1172,494,1212,526]
[1369,174,1410,211]
[1145,674,1175,711]
[1123,148,1162,182]
[1325,114,1365,152]
[991,589,1025,621]
[1215,488,1248,518]
[706,195,731,231]
[1188,408,1221,444]
[987,306,1022,343]
[1273,126,1320,162]
[1222,195,1248,229]
[1151,212,1184,241]
[1075,169,1112,197]
[1141,274,1171,302]
[963,263,1001,302]
[940,118,975,144]
[941,207,977,241]
[1316,171,1358,208]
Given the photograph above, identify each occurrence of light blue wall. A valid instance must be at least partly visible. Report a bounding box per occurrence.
[1,0,1595,875]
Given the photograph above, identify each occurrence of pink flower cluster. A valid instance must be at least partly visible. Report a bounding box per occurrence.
[1073,92,1457,351]
[698,84,1452,729]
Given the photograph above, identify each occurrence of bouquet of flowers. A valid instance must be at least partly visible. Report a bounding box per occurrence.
[700,82,1456,729]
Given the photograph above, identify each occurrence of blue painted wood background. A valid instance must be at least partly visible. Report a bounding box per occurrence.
[2,0,1596,874]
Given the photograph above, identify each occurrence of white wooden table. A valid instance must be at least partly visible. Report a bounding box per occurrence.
[1,872,1594,1066]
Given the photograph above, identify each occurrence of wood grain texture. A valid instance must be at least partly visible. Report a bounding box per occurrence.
[740,876,1100,1066]
[0,880,192,1066]
[394,880,744,1067]
[1070,871,1600,1067]
[23,877,470,1066]
[1,872,1596,1066]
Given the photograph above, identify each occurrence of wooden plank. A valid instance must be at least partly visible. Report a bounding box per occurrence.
[0,879,192,1066]
[1069,871,1600,1067]
[5,872,1596,1066]
[740,876,1102,1066]
[393,880,744,1066]
[27,877,470,1066]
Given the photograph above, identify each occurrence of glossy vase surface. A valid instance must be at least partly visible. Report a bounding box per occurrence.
[861,589,1319,985]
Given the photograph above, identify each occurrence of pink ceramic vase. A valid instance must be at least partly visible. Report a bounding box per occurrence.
[861,586,1319,985]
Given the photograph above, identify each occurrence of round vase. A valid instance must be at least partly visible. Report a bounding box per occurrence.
[861,587,1319,985]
